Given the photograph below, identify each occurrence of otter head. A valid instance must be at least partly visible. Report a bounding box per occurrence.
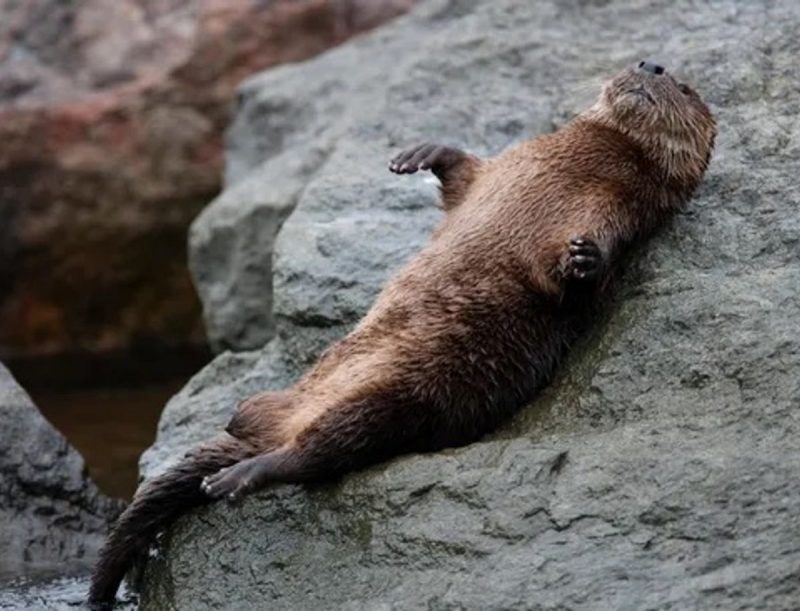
[591,61,716,188]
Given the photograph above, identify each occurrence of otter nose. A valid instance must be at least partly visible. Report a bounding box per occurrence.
[638,60,665,75]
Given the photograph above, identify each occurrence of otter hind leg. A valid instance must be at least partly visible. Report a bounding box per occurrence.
[201,447,302,502]
[203,391,438,502]
[225,390,295,449]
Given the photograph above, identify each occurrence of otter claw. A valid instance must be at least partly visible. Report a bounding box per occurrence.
[201,455,278,501]
[568,237,603,281]
[389,143,465,176]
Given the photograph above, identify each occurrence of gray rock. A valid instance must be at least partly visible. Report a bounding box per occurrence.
[141,0,800,609]
[189,144,332,352]
[0,363,121,582]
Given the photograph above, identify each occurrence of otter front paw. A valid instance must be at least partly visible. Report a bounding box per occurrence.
[201,457,270,503]
[567,237,603,281]
[388,143,463,175]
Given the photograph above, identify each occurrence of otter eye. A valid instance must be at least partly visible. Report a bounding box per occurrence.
[678,83,691,95]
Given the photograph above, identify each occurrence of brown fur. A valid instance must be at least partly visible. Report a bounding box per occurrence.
[89,64,715,607]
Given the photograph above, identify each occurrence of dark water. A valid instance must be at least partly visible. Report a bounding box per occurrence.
[32,382,184,500]
[6,348,209,500]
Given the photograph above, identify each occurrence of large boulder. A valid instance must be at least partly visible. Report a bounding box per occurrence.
[0,362,121,580]
[0,0,416,364]
[141,0,800,608]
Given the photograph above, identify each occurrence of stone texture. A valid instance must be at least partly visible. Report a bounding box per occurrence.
[141,0,800,608]
[0,0,416,362]
[0,362,122,582]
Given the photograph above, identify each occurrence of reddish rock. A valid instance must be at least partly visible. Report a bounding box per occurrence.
[0,0,415,363]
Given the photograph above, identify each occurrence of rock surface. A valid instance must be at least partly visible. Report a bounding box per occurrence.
[141,0,800,608]
[0,0,416,363]
[0,362,121,582]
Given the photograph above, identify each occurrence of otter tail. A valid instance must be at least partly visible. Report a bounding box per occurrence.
[88,434,254,608]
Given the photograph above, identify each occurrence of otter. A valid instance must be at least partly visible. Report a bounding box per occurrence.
[89,61,716,607]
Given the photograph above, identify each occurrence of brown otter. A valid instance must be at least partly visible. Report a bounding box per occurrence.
[88,61,716,607]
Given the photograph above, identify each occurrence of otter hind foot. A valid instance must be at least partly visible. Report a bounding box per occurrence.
[388,143,465,175]
[201,457,270,502]
[201,449,301,502]
[568,237,603,281]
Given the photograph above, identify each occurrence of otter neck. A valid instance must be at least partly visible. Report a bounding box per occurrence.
[579,105,706,193]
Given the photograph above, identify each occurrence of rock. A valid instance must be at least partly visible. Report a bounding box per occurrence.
[0,0,417,363]
[189,145,333,352]
[141,0,800,608]
[0,362,122,581]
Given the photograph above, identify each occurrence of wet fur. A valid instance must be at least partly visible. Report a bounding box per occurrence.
[89,65,715,607]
